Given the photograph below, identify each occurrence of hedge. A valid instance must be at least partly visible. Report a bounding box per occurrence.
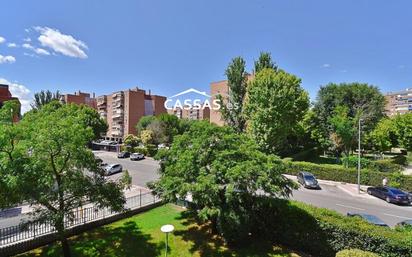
[336,249,379,257]
[253,198,412,257]
[284,160,412,191]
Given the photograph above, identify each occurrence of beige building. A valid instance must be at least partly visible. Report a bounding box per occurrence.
[168,105,210,121]
[385,88,412,116]
[97,87,167,140]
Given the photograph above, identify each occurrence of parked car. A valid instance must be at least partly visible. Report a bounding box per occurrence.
[347,213,389,227]
[396,220,412,227]
[130,153,144,161]
[104,164,123,176]
[367,186,410,205]
[297,171,320,189]
[408,192,412,202]
[117,151,130,158]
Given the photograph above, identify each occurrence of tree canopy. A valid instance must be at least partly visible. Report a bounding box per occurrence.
[31,90,61,110]
[245,68,309,156]
[150,121,295,243]
[0,102,128,257]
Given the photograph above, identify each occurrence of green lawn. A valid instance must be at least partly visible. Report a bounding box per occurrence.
[19,204,306,257]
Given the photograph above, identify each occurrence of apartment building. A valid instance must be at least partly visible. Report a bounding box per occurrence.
[97,87,166,140]
[60,91,97,109]
[210,74,253,126]
[0,84,21,121]
[168,105,210,120]
[385,88,412,116]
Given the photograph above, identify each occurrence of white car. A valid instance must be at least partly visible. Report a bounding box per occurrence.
[104,164,123,176]
[130,153,144,161]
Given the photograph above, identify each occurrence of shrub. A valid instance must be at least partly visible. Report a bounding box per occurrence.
[370,159,403,173]
[145,144,158,157]
[284,160,412,191]
[341,156,371,169]
[336,249,379,257]
[253,197,412,257]
[133,146,148,156]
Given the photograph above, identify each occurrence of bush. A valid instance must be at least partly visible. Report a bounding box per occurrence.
[145,144,158,157]
[253,197,412,257]
[336,249,379,257]
[370,159,403,173]
[133,146,148,156]
[284,160,412,191]
[341,156,371,169]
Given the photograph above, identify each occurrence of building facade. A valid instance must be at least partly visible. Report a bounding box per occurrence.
[60,91,97,109]
[168,105,210,121]
[0,84,21,121]
[210,80,229,126]
[97,87,166,140]
[385,88,412,116]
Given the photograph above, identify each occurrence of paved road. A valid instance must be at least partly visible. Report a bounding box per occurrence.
[291,183,412,227]
[94,150,160,187]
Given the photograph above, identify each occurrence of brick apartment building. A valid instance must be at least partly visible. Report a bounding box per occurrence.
[385,88,412,116]
[60,91,97,109]
[168,106,210,121]
[0,84,21,121]
[97,87,166,140]
[210,74,254,126]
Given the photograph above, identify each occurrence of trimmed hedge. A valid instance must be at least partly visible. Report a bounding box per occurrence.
[284,160,412,191]
[336,249,379,257]
[254,198,412,257]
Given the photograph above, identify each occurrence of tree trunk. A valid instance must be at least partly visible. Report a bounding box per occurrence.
[60,237,71,257]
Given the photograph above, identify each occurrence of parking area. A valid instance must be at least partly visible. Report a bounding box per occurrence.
[93,151,160,188]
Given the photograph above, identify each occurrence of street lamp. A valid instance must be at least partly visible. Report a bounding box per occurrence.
[160,224,174,257]
[357,118,364,194]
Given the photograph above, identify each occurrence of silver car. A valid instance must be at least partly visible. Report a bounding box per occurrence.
[104,164,122,176]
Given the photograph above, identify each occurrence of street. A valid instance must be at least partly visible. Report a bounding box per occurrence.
[94,150,160,188]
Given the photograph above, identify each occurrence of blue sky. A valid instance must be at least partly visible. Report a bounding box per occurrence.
[1,0,412,112]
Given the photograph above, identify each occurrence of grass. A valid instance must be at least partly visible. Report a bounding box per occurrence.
[19,204,306,257]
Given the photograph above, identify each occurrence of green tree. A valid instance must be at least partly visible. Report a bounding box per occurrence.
[140,129,154,145]
[311,83,385,152]
[217,57,248,132]
[150,121,295,243]
[329,106,357,157]
[123,134,141,147]
[254,52,277,74]
[0,103,129,257]
[31,90,61,110]
[393,113,412,151]
[245,68,309,155]
[135,115,156,135]
[368,118,396,153]
[157,113,180,144]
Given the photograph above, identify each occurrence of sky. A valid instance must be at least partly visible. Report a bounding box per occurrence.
[1,0,412,113]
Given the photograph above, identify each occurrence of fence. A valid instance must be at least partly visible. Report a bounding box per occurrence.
[0,191,161,250]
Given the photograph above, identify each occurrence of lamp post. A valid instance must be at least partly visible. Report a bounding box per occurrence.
[161,224,174,257]
[357,118,363,194]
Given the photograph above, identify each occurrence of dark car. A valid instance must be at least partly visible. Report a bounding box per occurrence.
[396,220,412,228]
[347,213,389,227]
[117,151,130,158]
[408,192,412,202]
[297,171,320,189]
[367,186,410,205]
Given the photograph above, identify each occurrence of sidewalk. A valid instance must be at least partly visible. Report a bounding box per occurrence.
[0,185,150,217]
[284,174,374,199]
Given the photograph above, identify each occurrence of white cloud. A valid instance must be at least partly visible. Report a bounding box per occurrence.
[322,63,331,68]
[7,43,17,48]
[34,26,88,58]
[0,36,5,44]
[22,43,34,49]
[0,78,32,113]
[0,54,16,64]
[340,69,348,73]
[34,48,50,55]
[23,37,31,42]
